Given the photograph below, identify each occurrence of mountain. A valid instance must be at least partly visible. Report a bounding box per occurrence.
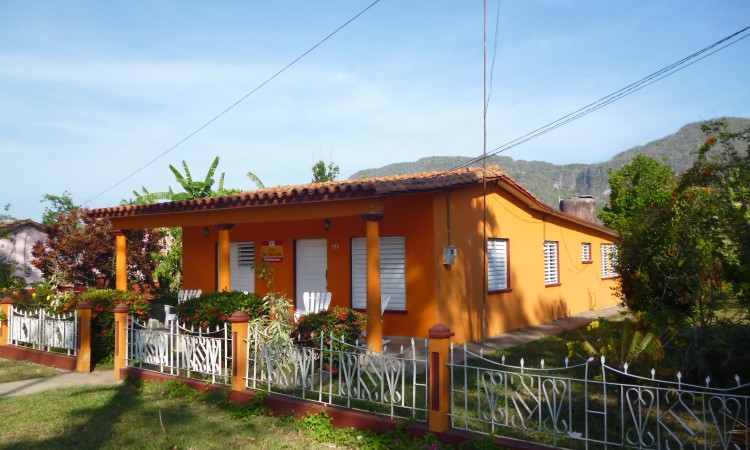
[349,117,750,211]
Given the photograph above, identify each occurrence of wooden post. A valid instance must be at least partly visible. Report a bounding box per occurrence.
[229,311,250,392]
[76,301,93,373]
[363,213,383,352]
[0,297,13,345]
[428,323,454,433]
[113,303,129,380]
[114,230,127,291]
[216,224,234,292]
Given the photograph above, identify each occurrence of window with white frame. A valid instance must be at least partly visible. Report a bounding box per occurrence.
[230,242,255,292]
[487,239,509,291]
[601,243,619,279]
[544,241,559,285]
[581,242,592,263]
[351,236,406,311]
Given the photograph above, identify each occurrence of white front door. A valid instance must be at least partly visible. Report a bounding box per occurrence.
[295,239,327,310]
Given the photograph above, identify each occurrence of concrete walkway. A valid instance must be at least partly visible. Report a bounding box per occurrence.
[0,369,120,398]
[0,305,623,398]
[385,304,624,362]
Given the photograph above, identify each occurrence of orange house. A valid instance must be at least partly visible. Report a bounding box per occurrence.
[88,166,619,346]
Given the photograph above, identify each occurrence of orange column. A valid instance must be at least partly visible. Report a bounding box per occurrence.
[363,213,383,352]
[229,311,250,393]
[1,297,13,345]
[428,323,454,433]
[76,301,92,373]
[113,303,129,380]
[114,230,127,291]
[216,224,234,292]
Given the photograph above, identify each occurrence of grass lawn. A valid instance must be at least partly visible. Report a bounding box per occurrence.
[0,359,62,384]
[0,378,496,450]
[0,380,354,449]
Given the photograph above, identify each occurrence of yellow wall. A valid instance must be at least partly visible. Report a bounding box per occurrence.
[433,184,619,343]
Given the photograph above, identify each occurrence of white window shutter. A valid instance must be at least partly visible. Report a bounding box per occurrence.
[544,241,559,285]
[487,239,508,291]
[230,242,255,292]
[351,236,406,311]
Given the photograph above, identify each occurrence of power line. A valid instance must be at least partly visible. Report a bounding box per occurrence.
[453,25,750,172]
[485,0,502,112]
[84,0,383,206]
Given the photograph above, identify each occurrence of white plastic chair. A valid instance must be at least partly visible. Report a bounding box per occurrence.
[380,295,391,316]
[360,295,392,348]
[294,291,332,321]
[177,289,202,304]
[164,305,177,326]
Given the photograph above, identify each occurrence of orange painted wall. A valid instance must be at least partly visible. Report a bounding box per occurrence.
[118,184,617,343]
[432,184,619,343]
[180,194,437,338]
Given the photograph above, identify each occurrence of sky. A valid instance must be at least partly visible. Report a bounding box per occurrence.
[1,0,749,222]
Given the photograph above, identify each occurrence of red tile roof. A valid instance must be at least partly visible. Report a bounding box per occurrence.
[86,166,616,236]
[88,166,521,218]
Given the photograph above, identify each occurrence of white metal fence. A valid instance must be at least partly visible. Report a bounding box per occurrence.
[126,318,230,385]
[245,325,429,421]
[7,305,78,355]
[450,344,750,450]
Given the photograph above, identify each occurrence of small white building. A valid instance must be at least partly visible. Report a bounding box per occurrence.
[0,220,47,284]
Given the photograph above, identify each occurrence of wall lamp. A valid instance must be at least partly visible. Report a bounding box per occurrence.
[323,218,331,232]
[203,226,210,238]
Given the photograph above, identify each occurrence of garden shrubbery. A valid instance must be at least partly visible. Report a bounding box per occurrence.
[176,290,267,329]
[63,289,151,363]
[293,306,367,361]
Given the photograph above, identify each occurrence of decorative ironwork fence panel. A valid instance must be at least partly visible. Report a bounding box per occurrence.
[450,345,750,450]
[245,326,429,422]
[126,318,230,385]
[7,306,77,355]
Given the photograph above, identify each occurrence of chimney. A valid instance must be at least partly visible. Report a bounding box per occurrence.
[559,196,597,223]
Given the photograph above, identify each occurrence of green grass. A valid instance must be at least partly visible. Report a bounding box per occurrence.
[0,378,502,449]
[0,359,62,384]
[0,380,346,449]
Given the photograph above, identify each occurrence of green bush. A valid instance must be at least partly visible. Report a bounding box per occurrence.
[176,290,267,329]
[61,289,151,364]
[293,306,367,369]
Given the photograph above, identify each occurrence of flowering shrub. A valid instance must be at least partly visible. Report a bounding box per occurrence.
[60,289,151,364]
[176,290,267,329]
[293,306,367,370]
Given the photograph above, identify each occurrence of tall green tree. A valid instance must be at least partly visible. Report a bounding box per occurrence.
[604,120,750,380]
[40,191,78,226]
[311,160,340,183]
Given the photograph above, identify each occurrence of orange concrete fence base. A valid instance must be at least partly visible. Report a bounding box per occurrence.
[0,297,93,373]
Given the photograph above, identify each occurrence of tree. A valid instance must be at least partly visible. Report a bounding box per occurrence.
[40,191,78,226]
[122,156,262,205]
[0,203,16,222]
[604,120,750,380]
[31,209,163,288]
[312,160,340,183]
[600,155,677,316]
[119,157,264,293]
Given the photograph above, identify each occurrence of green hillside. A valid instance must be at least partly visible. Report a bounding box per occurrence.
[350,117,750,210]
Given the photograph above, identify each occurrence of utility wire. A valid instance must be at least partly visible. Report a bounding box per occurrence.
[84,0,383,206]
[485,0,502,111]
[452,25,750,172]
